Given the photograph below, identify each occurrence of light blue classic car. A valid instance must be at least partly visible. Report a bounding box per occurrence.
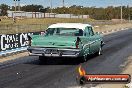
[28,23,105,62]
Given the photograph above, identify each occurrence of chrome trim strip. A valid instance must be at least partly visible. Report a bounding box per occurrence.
[29,54,79,57]
[29,52,80,57]
[44,54,79,57]
[28,47,81,52]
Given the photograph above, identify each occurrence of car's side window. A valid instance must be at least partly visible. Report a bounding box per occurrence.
[74,29,83,36]
[88,27,94,36]
[84,26,94,36]
[84,27,89,36]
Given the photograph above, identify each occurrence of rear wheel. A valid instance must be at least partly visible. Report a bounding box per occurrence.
[83,55,87,62]
[39,56,48,64]
[78,55,87,62]
[97,41,104,56]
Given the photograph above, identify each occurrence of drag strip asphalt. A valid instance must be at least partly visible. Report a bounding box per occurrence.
[0,29,132,88]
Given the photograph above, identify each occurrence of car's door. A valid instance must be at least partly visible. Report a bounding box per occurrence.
[82,26,94,55]
[88,27,101,53]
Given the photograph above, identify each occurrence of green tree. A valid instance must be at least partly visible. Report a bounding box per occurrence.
[9,4,132,20]
[0,4,9,16]
[20,4,44,12]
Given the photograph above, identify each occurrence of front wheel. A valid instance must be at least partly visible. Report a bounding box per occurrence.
[96,46,102,56]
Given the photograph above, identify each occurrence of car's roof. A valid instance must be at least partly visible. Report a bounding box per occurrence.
[48,23,92,30]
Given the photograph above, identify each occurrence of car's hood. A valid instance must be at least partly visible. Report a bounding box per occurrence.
[31,35,77,48]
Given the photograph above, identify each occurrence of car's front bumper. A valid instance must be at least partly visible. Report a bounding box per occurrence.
[27,47,81,57]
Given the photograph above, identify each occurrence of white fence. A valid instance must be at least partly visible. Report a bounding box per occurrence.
[7,11,89,19]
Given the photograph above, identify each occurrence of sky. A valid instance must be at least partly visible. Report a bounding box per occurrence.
[0,0,132,8]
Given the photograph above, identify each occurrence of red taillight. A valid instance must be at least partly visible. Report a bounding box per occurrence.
[76,41,79,48]
[76,37,81,48]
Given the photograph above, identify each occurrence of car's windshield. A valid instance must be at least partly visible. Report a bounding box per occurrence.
[46,28,83,36]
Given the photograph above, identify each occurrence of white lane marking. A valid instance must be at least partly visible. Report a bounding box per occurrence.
[94,26,99,28]
[68,86,102,88]
[68,86,87,88]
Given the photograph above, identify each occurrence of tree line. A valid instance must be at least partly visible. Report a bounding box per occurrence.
[0,4,132,20]
[52,5,132,20]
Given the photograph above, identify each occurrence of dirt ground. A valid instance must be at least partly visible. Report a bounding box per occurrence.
[0,52,29,63]
[94,23,132,32]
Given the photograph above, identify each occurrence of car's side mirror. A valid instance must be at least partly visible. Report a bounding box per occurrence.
[95,32,100,35]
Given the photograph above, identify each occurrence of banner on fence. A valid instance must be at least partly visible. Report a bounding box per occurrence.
[0,32,43,52]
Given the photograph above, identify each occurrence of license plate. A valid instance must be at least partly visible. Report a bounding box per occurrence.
[45,49,58,54]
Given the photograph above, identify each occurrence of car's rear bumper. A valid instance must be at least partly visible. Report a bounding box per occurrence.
[27,47,81,57]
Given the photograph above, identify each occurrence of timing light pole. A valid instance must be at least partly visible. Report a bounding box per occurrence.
[13,0,17,21]
[18,0,21,11]
[14,0,17,12]
[50,0,52,13]
[128,5,131,22]
[62,0,64,7]
[121,5,123,23]
[49,0,53,17]
[13,0,21,11]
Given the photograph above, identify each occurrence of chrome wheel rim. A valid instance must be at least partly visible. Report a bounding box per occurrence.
[98,47,102,55]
